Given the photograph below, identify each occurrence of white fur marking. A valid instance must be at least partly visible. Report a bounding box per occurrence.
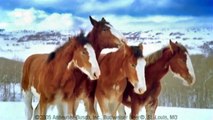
[186,52,196,84]
[68,59,96,80]
[84,44,101,79]
[31,86,40,99]
[107,24,125,40]
[135,58,147,93]
[23,91,33,120]
[63,102,69,116]
[112,84,120,91]
[67,60,74,70]
[104,113,111,118]
[77,65,94,79]
[101,48,119,54]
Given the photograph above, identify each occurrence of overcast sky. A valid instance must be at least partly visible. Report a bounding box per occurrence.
[0,0,212,31]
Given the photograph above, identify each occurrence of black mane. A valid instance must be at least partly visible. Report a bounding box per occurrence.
[75,32,89,45]
[130,46,143,58]
[46,32,89,63]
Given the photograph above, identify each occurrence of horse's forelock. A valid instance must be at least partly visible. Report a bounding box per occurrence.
[100,20,110,25]
[130,46,143,58]
[76,32,90,46]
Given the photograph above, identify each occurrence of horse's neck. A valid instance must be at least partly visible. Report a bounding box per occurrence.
[101,47,126,80]
[112,50,127,82]
[146,49,173,84]
[120,47,131,78]
[87,31,101,57]
[54,40,76,69]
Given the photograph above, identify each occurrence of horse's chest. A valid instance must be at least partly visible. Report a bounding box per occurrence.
[112,84,120,91]
[106,83,125,98]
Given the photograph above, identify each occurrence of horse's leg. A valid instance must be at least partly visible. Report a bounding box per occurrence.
[145,99,158,120]
[39,98,49,120]
[145,83,161,120]
[111,102,122,120]
[97,97,111,119]
[84,97,97,119]
[23,90,33,120]
[68,99,76,117]
[94,99,98,115]
[117,104,126,117]
[33,103,40,120]
[130,99,143,120]
[74,99,80,115]
[56,102,65,117]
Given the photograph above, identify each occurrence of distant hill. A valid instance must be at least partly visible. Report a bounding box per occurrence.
[0,27,213,61]
[0,55,213,108]
[0,57,23,84]
[0,57,23,101]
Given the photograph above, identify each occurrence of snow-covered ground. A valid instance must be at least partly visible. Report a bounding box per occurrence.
[0,102,212,120]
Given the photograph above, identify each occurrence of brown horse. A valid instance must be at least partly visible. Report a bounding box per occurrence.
[66,16,125,118]
[118,40,196,119]
[95,42,147,119]
[21,32,101,120]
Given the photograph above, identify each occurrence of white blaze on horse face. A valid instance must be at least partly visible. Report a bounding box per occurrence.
[170,52,196,86]
[134,58,147,94]
[84,44,101,80]
[68,59,95,80]
[106,24,125,40]
[185,52,196,85]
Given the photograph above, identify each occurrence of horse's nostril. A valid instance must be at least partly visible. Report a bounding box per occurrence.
[94,73,97,78]
[139,88,142,93]
[139,88,144,94]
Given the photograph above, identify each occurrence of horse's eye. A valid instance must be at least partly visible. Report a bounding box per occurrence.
[132,64,136,67]
[103,27,108,31]
[82,50,87,55]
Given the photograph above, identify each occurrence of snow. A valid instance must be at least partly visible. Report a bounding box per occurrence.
[0,102,212,120]
[1,24,213,61]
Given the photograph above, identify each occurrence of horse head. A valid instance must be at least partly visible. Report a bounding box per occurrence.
[168,40,196,86]
[123,42,147,94]
[88,16,124,53]
[67,33,101,80]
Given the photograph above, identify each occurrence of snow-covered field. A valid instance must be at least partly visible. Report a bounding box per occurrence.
[0,102,212,120]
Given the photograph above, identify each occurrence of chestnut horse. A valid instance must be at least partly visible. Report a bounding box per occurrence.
[118,40,196,119]
[96,42,147,119]
[66,16,124,117]
[21,32,100,120]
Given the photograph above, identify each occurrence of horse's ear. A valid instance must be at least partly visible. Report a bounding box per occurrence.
[101,17,106,22]
[169,39,176,53]
[139,42,143,51]
[89,16,98,27]
[169,39,179,53]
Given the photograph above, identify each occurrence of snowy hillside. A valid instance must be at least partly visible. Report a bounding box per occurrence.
[0,24,213,61]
